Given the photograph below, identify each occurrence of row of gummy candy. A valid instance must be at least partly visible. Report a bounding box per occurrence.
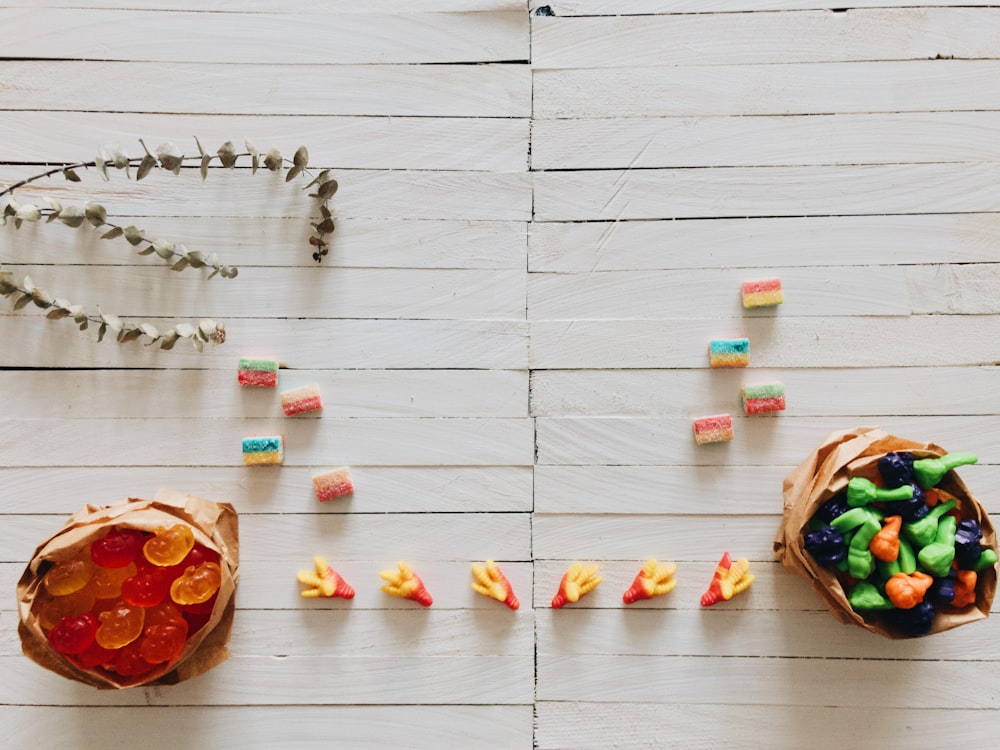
[35,525,222,680]
[298,554,754,609]
[804,451,997,636]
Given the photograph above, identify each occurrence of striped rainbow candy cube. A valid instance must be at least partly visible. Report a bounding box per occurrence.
[312,467,354,502]
[281,384,323,416]
[242,435,284,466]
[741,383,786,414]
[741,278,783,308]
[709,338,749,368]
[238,358,279,387]
[692,414,734,445]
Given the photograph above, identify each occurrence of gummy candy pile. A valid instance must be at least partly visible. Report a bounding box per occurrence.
[34,524,222,682]
[804,451,997,636]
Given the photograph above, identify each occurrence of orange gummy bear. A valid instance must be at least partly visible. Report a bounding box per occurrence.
[90,562,138,600]
[37,587,97,631]
[43,553,96,596]
[143,524,195,567]
[95,601,146,649]
[170,562,223,606]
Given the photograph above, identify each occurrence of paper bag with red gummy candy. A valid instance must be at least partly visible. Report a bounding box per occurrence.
[774,427,996,639]
[17,489,239,688]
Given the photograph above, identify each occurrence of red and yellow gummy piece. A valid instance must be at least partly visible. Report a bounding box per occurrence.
[551,562,602,608]
[622,559,677,603]
[470,560,519,610]
[700,552,754,606]
[380,561,433,607]
[297,556,356,599]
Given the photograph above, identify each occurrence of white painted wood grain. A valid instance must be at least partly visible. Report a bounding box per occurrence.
[0,466,533,514]
[530,265,1000,319]
[529,316,1000,369]
[4,706,534,750]
[2,513,531,564]
[0,318,529,369]
[0,417,535,467]
[536,703,995,750]
[3,166,532,221]
[536,609,998,659]
[534,464,1000,515]
[535,416,1000,467]
[533,164,1000,221]
[534,61,1000,117]
[0,369,527,418]
[527,214,1000,272]
[534,0,1000,15]
[0,266,526,320]
[15,0,524,11]
[0,112,529,172]
[532,112,1000,170]
[533,515,785,561]
[531,367,1000,418]
[533,9,1000,68]
[5,217,527,269]
[0,61,530,116]
[536,655,1000,708]
[0,9,528,64]
[0,654,535,705]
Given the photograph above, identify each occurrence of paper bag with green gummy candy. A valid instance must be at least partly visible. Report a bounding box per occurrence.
[17,489,239,688]
[774,427,996,639]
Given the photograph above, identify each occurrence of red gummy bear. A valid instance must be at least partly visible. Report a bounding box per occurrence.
[91,528,145,568]
[47,613,98,655]
[121,566,172,608]
[73,640,117,670]
[110,638,156,678]
[140,621,189,664]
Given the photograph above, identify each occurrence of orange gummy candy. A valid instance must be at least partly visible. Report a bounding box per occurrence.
[43,553,96,596]
[90,562,138,599]
[170,562,222,606]
[143,525,195,567]
[95,601,146,649]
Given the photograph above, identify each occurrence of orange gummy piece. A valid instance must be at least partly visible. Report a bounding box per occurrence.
[37,587,97,631]
[140,620,189,664]
[90,562,138,599]
[869,515,902,563]
[885,572,934,609]
[170,562,223,606]
[43,553,96,596]
[951,570,977,608]
[143,524,195,567]
[95,601,146,649]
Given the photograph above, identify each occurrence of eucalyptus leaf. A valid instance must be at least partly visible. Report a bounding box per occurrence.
[194,135,206,157]
[155,142,183,173]
[46,307,71,319]
[100,226,124,240]
[118,327,143,343]
[14,204,41,222]
[95,154,109,180]
[217,141,238,169]
[317,179,339,199]
[136,154,157,181]
[63,168,81,182]
[85,202,107,227]
[13,293,32,311]
[124,225,145,246]
[285,165,302,182]
[136,245,156,256]
[305,169,330,189]
[293,146,309,168]
[171,257,190,271]
[139,323,159,339]
[200,154,210,181]
[175,323,196,338]
[152,239,176,259]
[58,205,86,228]
[315,217,335,234]
[263,148,282,171]
[97,322,108,342]
[159,331,179,350]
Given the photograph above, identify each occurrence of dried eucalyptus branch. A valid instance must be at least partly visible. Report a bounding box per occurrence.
[0,137,339,350]
[0,266,225,350]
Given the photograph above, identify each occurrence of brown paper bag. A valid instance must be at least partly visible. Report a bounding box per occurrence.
[774,427,996,638]
[16,489,239,688]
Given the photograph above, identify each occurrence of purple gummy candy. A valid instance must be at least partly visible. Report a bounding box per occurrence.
[890,601,935,637]
[804,525,846,565]
[955,519,984,568]
[928,571,957,605]
[895,484,931,523]
[878,452,915,489]
[815,493,849,523]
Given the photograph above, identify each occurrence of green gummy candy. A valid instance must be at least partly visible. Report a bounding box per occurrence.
[897,537,917,575]
[831,507,871,533]
[917,517,957,577]
[972,548,998,572]
[847,519,880,579]
[849,582,895,611]
[877,558,902,580]
[846,477,913,507]
[912,452,978,489]
[903,499,957,548]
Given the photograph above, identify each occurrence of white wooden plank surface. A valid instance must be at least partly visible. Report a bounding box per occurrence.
[533,9,1000,67]
[528,214,1000,272]
[0,9,528,64]
[0,61,531,116]
[532,112,1000,169]
[4,3,1000,747]
[533,164,1000,221]
[534,61,1000,117]
[534,0,1000,14]
[3,706,534,750]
